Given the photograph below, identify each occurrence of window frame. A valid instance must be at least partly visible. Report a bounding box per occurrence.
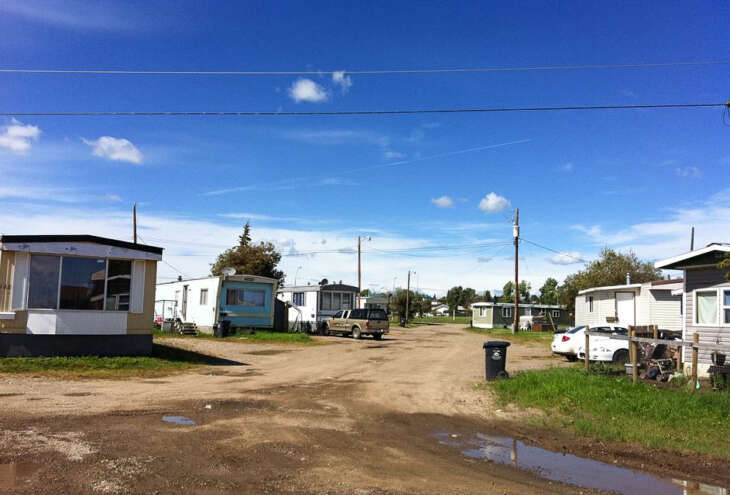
[722,289,730,326]
[552,310,560,318]
[200,288,208,306]
[292,292,305,306]
[588,296,594,312]
[227,288,266,308]
[27,254,134,312]
[693,288,720,326]
[502,306,512,318]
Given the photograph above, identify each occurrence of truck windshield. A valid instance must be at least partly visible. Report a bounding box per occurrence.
[368,309,387,320]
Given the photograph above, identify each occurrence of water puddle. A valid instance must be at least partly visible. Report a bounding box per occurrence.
[162,415,195,426]
[0,462,38,488]
[246,349,292,356]
[433,433,727,495]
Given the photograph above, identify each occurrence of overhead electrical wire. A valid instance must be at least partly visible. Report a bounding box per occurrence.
[519,237,587,264]
[2,102,726,118]
[3,60,730,76]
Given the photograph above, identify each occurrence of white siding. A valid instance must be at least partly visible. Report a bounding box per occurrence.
[27,310,127,335]
[576,284,681,330]
[277,289,318,325]
[130,260,146,314]
[155,277,220,330]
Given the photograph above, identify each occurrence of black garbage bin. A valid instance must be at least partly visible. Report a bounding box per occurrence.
[400,317,407,327]
[216,320,231,338]
[483,340,511,380]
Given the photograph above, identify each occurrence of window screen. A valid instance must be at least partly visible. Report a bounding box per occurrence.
[28,255,60,309]
[106,259,131,311]
[227,288,266,307]
[199,288,208,305]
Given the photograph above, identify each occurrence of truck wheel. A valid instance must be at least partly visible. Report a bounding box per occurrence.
[565,355,578,362]
[612,349,629,365]
[372,333,382,340]
[322,323,330,336]
[352,327,361,339]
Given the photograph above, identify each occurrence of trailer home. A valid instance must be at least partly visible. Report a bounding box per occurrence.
[277,283,358,331]
[155,274,278,333]
[0,235,162,357]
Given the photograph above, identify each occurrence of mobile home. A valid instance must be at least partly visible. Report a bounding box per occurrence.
[0,235,161,356]
[277,283,358,331]
[574,280,683,330]
[155,274,278,333]
[471,302,570,329]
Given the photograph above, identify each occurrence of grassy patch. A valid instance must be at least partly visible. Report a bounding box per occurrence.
[466,326,553,343]
[487,367,730,458]
[0,343,236,379]
[155,330,314,344]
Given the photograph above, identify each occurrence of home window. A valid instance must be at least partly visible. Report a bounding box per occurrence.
[28,255,61,309]
[342,293,352,309]
[292,292,305,306]
[552,310,560,318]
[723,290,730,325]
[106,260,132,311]
[226,289,265,307]
[321,292,332,310]
[696,290,718,325]
[588,296,594,312]
[502,307,512,318]
[199,288,208,306]
[59,257,107,310]
[333,293,341,310]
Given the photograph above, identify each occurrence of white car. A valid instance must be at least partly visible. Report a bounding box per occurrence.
[576,326,630,364]
[551,325,586,361]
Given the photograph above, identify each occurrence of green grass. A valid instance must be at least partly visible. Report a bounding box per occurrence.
[487,367,730,458]
[466,326,554,343]
[0,343,231,378]
[155,330,314,344]
[388,315,471,326]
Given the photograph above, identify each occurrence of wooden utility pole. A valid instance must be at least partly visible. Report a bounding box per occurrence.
[405,270,411,325]
[133,203,137,243]
[357,236,361,308]
[513,208,519,334]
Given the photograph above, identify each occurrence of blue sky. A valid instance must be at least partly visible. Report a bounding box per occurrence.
[1,1,729,295]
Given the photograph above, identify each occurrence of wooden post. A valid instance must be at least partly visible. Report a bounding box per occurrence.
[652,324,658,340]
[584,326,590,372]
[630,326,638,384]
[677,340,683,375]
[691,332,699,390]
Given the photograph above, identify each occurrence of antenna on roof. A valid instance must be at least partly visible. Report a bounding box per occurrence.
[221,267,236,276]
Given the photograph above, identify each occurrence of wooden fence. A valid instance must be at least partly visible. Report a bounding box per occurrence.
[584,325,730,388]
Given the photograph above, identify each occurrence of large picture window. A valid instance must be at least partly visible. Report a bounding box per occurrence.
[696,290,718,325]
[292,292,305,306]
[28,255,60,309]
[226,288,266,307]
[60,257,106,310]
[106,260,131,311]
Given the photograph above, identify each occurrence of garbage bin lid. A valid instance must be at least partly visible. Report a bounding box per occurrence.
[483,340,511,348]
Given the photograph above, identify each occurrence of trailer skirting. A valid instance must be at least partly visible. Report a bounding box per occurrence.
[0,334,153,357]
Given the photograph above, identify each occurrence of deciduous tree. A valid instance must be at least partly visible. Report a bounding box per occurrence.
[210,222,285,283]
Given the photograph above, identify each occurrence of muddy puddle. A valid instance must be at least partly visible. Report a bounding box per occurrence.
[246,350,292,356]
[434,433,728,495]
[162,415,195,426]
[0,462,38,488]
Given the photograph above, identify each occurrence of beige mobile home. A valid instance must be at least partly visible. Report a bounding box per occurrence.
[0,235,162,356]
[575,280,683,330]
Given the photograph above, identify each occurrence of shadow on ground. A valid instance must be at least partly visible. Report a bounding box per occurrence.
[152,344,247,367]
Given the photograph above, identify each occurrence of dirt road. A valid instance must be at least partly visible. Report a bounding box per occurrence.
[0,325,722,494]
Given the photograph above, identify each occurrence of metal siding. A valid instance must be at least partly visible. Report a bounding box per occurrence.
[684,267,730,367]
[219,280,275,328]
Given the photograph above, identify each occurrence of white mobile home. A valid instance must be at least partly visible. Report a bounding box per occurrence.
[155,274,278,333]
[277,283,358,331]
[575,280,683,330]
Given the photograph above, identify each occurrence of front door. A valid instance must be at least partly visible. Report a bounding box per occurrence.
[615,292,635,326]
[181,285,188,320]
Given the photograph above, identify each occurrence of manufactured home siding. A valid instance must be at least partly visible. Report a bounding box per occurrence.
[646,289,682,331]
[471,305,493,328]
[685,267,730,368]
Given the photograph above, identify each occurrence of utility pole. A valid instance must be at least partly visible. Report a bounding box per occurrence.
[357,236,361,308]
[133,203,137,244]
[513,208,519,334]
[690,226,695,251]
[405,270,411,325]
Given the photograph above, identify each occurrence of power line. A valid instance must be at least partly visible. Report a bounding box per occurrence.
[2,102,725,118]
[3,60,730,76]
[519,237,587,263]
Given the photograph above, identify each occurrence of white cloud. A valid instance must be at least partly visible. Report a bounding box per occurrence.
[82,136,143,164]
[548,252,584,265]
[288,78,328,103]
[332,71,352,92]
[104,194,123,202]
[431,195,454,208]
[478,192,510,213]
[384,150,405,159]
[559,162,574,172]
[675,166,702,178]
[0,119,40,153]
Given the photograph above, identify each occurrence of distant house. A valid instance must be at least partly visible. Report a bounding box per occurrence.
[471,302,570,329]
[575,280,683,330]
[358,294,389,311]
[432,303,450,316]
[0,235,162,357]
[277,283,358,331]
[655,243,730,376]
[155,274,278,333]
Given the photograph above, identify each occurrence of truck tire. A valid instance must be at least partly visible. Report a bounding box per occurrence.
[612,349,629,365]
[373,333,382,341]
[322,323,330,336]
[352,326,361,339]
